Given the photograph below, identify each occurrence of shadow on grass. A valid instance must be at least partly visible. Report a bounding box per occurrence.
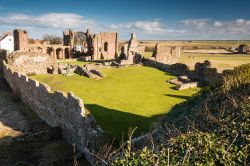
[85,104,164,141]
[164,94,193,100]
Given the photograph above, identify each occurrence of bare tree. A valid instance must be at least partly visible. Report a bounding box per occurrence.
[43,34,62,44]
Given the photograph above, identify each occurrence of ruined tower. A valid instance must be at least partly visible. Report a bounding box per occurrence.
[13,29,28,51]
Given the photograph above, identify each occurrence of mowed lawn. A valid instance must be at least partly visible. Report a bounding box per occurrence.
[31,66,198,139]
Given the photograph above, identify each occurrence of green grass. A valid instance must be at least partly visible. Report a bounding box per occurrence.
[144,51,153,58]
[57,60,90,66]
[31,66,198,139]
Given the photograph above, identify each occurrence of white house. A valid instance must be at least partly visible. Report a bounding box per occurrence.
[0,33,14,53]
[73,42,85,52]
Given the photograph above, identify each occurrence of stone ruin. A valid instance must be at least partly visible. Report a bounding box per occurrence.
[74,64,105,79]
[13,28,119,61]
[238,44,249,54]
[5,51,56,75]
[192,60,221,87]
[151,44,181,64]
[57,63,105,79]
[119,33,145,65]
[169,76,198,90]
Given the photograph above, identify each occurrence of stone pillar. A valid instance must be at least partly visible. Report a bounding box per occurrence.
[61,48,65,59]
[53,49,56,59]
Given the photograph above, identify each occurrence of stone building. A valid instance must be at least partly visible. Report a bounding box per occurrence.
[13,29,119,61]
[120,33,145,64]
[14,29,28,51]
[152,44,181,64]
[238,44,249,54]
[63,29,118,60]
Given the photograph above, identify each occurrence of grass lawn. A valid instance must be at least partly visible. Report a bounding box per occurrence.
[57,60,91,66]
[31,66,198,140]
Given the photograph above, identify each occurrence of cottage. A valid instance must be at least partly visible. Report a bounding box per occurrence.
[0,32,14,53]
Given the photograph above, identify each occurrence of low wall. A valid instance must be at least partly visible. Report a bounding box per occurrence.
[143,58,187,75]
[178,82,198,90]
[144,58,222,87]
[2,61,104,163]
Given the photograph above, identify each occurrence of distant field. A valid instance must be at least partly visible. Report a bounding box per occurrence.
[31,66,198,139]
[139,40,250,48]
[144,51,250,72]
[179,53,250,72]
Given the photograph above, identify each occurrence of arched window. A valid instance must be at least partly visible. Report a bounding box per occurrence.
[104,42,108,51]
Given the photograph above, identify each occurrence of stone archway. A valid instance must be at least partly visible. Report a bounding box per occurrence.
[56,48,63,59]
[38,47,43,53]
[47,47,53,56]
[64,48,70,59]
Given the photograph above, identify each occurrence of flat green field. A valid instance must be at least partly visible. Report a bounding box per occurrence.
[31,66,198,139]
[144,51,250,72]
[179,53,250,72]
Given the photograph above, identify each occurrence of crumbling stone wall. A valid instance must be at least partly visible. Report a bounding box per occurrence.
[2,61,105,163]
[92,32,118,60]
[143,58,188,75]
[120,33,145,65]
[152,44,181,64]
[6,51,56,75]
[144,58,221,87]
[192,60,221,86]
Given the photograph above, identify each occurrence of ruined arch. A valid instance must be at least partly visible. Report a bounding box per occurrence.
[56,48,63,59]
[104,42,108,52]
[64,48,70,59]
[38,47,43,53]
[47,47,53,56]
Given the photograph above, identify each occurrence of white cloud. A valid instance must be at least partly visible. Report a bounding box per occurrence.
[0,12,249,40]
[214,21,223,27]
[182,19,209,29]
[110,20,185,36]
[179,18,250,39]
[0,13,94,29]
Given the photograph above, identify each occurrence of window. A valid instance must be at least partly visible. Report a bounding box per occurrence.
[104,42,108,51]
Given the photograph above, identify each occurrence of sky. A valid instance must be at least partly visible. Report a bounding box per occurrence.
[0,0,250,40]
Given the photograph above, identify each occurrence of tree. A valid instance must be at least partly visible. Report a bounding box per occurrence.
[43,34,62,44]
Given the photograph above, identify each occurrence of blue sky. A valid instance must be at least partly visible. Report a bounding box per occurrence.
[0,0,250,40]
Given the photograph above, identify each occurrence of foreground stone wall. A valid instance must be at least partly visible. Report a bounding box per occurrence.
[3,61,104,163]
